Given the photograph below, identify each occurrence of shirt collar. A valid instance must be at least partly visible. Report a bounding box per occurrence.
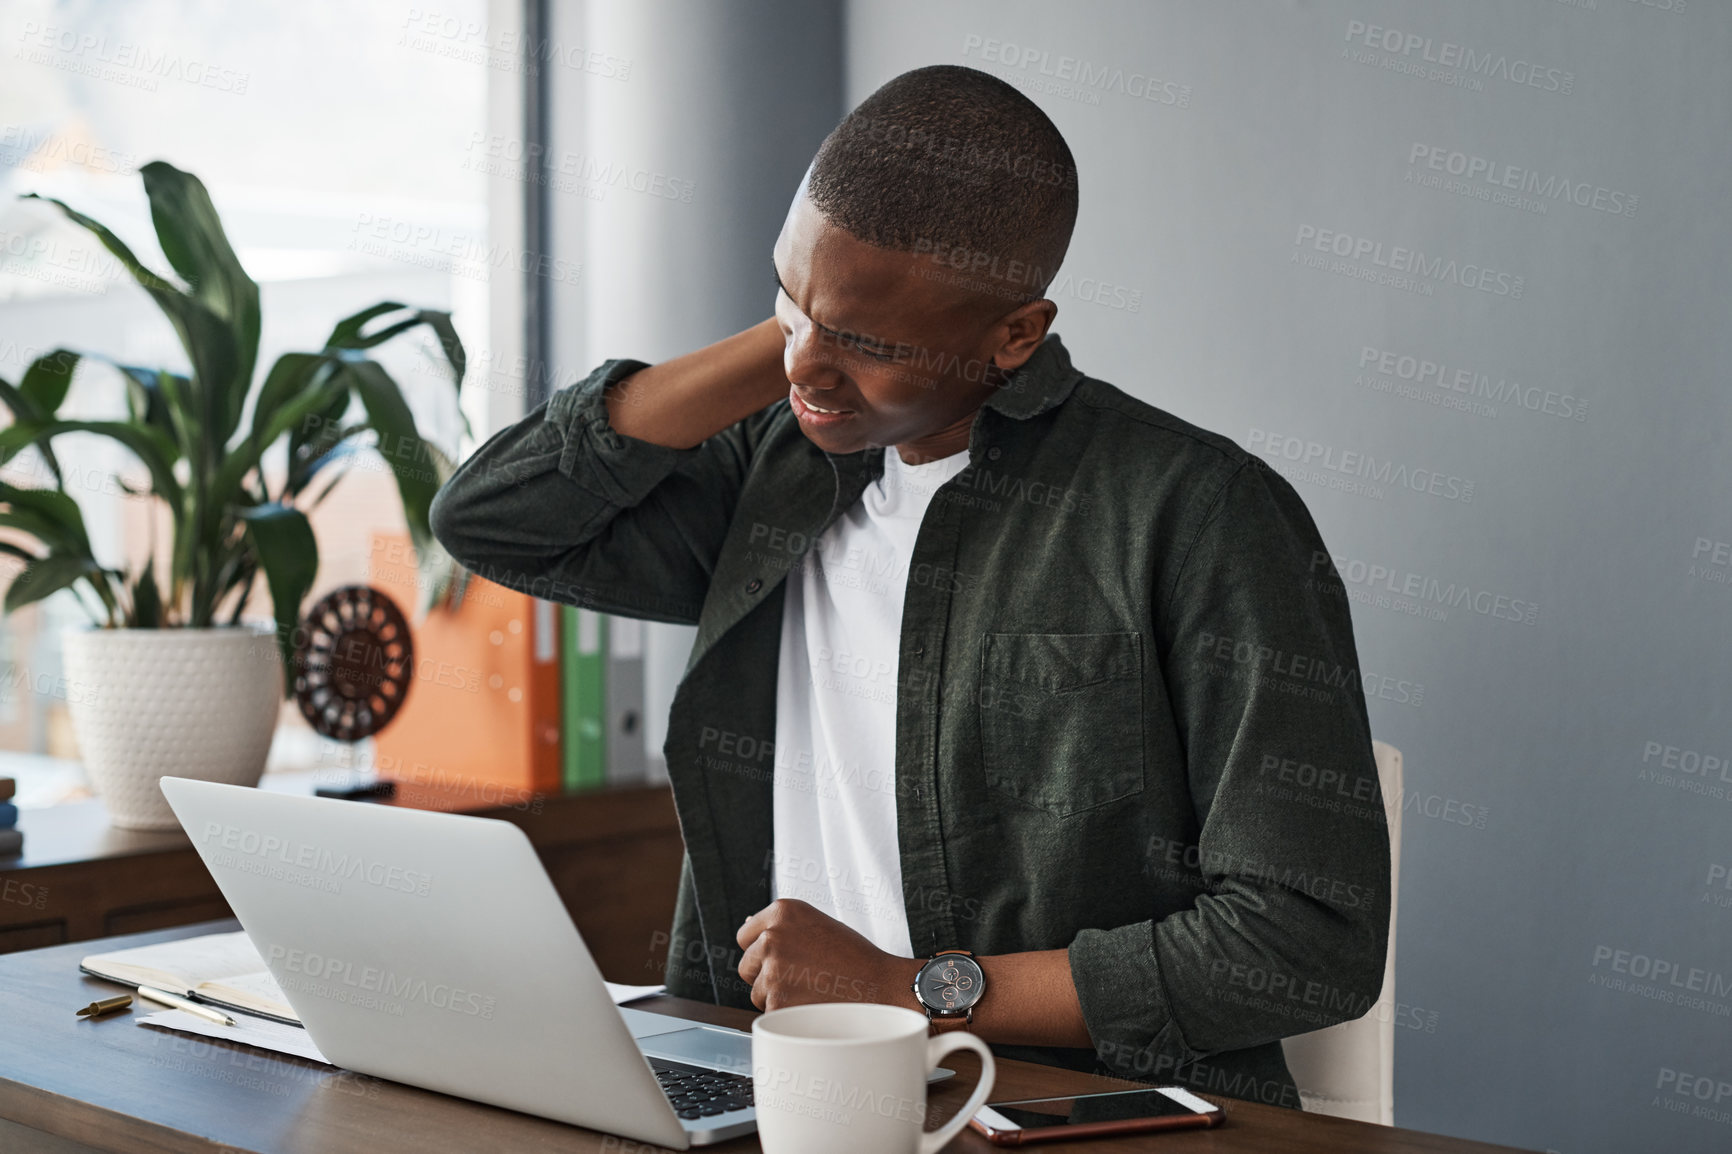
[981,331,1084,421]
[821,331,1083,491]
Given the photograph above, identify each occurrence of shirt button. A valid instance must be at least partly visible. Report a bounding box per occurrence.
[745,578,762,594]
[986,446,1002,461]
[913,645,924,657]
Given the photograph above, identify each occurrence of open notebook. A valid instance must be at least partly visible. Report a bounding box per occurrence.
[79,931,300,1026]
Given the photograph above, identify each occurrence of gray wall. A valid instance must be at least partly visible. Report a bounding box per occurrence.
[545,0,845,780]
[841,2,1728,1152]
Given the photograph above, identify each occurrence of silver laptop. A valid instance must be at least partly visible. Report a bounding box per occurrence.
[160,776,772,1147]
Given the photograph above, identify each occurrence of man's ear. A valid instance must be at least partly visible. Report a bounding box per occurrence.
[992,299,1059,373]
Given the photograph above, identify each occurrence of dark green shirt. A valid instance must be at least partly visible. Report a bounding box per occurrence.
[428,334,1391,1109]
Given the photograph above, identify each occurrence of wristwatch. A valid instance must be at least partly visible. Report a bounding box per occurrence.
[912,948,985,1033]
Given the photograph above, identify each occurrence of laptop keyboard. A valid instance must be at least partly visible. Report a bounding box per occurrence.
[650,1057,755,1120]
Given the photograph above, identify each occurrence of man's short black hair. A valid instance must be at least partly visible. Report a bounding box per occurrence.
[806,64,1079,306]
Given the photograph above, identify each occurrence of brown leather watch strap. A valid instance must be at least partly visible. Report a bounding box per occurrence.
[923,949,978,1034]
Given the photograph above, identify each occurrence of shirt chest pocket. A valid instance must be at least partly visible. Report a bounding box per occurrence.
[978,632,1146,818]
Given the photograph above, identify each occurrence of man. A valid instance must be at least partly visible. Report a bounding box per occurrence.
[429,64,1390,1108]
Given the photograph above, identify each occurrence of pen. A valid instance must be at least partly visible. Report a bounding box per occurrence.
[136,985,237,1026]
[76,994,133,1019]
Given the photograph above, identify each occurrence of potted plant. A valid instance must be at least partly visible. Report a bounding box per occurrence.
[0,160,465,829]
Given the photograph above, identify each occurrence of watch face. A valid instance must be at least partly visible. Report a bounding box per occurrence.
[916,954,984,1015]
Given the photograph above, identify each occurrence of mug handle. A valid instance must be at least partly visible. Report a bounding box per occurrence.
[920,1032,997,1154]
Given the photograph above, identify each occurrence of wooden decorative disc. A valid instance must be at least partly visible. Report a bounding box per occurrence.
[293,585,413,742]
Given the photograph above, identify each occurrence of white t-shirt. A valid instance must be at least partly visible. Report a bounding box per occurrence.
[770,445,973,957]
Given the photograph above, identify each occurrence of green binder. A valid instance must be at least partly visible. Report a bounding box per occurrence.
[561,607,607,789]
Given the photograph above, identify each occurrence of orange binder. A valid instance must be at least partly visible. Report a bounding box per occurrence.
[367,531,562,801]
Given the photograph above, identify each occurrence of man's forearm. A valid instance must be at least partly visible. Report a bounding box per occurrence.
[883,949,1093,1049]
[605,317,788,448]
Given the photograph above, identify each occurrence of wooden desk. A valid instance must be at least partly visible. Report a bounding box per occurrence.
[0,774,685,981]
[0,922,1536,1154]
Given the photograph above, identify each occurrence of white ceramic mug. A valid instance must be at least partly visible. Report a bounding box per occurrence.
[751,1002,996,1153]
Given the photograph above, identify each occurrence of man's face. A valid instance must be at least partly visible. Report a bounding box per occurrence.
[770,190,1049,457]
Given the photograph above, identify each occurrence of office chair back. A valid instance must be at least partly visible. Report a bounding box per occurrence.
[1279,739,1402,1125]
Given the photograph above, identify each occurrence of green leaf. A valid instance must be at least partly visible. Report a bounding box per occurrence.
[5,421,183,512]
[0,482,92,554]
[20,192,181,295]
[0,421,46,473]
[323,304,464,397]
[131,555,163,628]
[140,161,261,447]
[338,359,440,551]
[0,363,68,484]
[325,301,407,349]
[4,553,97,614]
[23,190,236,460]
[238,503,317,695]
[213,374,348,508]
[250,352,335,450]
[289,394,353,488]
[418,309,466,389]
[19,349,79,417]
[303,453,355,508]
[123,365,187,440]
[59,354,188,453]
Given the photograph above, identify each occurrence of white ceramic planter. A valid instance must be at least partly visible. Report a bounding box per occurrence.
[61,625,284,830]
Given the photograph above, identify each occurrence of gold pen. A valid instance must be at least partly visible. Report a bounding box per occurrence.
[136,985,237,1026]
[76,994,134,1019]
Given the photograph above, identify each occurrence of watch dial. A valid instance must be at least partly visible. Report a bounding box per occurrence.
[918,955,984,1013]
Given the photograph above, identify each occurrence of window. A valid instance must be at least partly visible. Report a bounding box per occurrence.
[0,0,492,803]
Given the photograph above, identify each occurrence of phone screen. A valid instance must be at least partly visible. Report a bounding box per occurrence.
[990,1088,1203,1129]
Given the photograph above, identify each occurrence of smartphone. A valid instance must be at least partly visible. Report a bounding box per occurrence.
[969,1086,1223,1145]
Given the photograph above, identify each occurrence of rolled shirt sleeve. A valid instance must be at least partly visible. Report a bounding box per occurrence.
[429,356,772,622]
[1068,455,1392,1073]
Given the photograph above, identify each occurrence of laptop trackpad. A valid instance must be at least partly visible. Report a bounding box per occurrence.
[636,1026,754,1075]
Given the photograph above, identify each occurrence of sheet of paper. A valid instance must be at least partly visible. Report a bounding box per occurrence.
[605,981,666,1004]
[85,931,265,986]
[208,967,296,1017]
[137,1008,332,1065]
